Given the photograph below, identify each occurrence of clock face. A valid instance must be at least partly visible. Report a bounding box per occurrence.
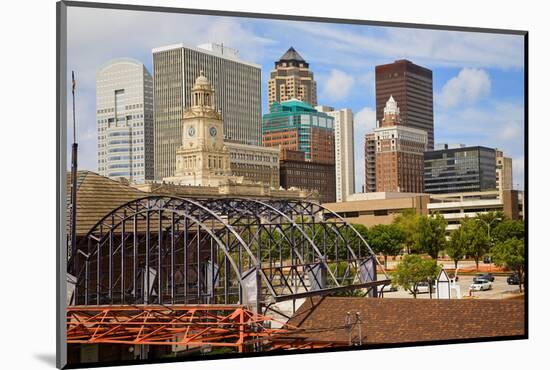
[188,126,196,137]
[209,127,217,137]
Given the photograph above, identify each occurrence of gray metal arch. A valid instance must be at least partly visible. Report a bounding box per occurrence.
[70,196,391,309]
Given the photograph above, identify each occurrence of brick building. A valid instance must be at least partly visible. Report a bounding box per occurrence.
[374,96,427,193]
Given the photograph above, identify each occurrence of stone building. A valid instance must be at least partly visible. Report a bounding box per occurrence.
[375,96,427,193]
[267,47,317,109]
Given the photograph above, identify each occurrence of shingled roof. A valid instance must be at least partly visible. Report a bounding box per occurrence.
[66,171,146,235]
[286,297,525,345]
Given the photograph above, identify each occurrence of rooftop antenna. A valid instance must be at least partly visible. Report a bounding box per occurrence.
[69,71,78,272]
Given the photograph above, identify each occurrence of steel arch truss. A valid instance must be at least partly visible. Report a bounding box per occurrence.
[70,196,390,309]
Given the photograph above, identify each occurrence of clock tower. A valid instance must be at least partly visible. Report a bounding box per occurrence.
[164,71,232,186]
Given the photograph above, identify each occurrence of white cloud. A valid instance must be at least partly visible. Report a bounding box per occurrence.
[321,69,355,101]
[438,68,491,108]
[65,7,277,171]
[435,101,525,189]
[284,22,524,70]
[353,107,377,192]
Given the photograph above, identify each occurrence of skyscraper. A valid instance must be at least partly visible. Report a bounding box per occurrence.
[263,100,336,202]
[267,47,317,109]
[316,106,355,202]
[375,96,427,193]
[96,58,154,184]
[263,99,335,164]
[424,145,497,194]
[153,43,262,180]
[375,59,434,150]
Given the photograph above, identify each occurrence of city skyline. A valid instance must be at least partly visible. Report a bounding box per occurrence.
[66,6,525,191]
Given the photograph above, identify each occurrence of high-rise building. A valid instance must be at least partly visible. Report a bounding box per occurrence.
[375,96,427,193]
[163,71,233,187]
[267,47,317,109]
[375,59,434,150]
[316,106,354,202]
[364,133,377,193]
[153,43,262,180]
[279,149,336,203]
[263,99,335,164]
[424,145,497,194]
[96,58,154,184]
[496,149,513,196]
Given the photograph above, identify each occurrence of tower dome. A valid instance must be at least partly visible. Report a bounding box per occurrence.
[194,70,211,88]
[190,70,215,109]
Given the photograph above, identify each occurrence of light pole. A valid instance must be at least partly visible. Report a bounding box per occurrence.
[476,217,501,271]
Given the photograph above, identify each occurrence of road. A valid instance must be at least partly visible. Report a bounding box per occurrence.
[377,274,522,299]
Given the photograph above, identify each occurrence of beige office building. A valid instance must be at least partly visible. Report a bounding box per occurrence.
[496,149,513,195]
[267,47,317,109]
[323,192,430,227]
[153,43,262,180]
[96,58,154,184]
[429,190,523,232]
[226,142,280,188]
[316,106,355,202]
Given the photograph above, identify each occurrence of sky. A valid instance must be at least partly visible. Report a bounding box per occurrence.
[66,7,526,192]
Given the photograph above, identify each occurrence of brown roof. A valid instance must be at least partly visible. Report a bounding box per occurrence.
[286,297,525,345]
[67,171,146,235]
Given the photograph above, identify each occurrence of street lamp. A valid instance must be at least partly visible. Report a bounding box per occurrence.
[476,217,502,240]
[476,217,501,271]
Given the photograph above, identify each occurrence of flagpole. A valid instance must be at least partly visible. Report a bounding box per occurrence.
[70,71,78,274]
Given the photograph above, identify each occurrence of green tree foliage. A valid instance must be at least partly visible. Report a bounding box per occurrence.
[492,238,525,292]
[460,218,491,270]
[492,219,525,244]
[393,209,420,253]
[413,214,447,260]
[368,224,405,268]
[392,254,441,298]
[475,211,506,228]
[446,227,468,269]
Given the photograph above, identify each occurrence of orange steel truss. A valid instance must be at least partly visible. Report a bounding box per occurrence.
[67,305,343,353]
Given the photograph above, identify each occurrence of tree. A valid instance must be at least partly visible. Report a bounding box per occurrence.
[413,214,447,260]
[492,238,525,292]
[446,227,468,269]
[392,254,441,298]
[367,224,405,268]
[461,218,491,270]
[393,209,420,254]
[475,211,506,229]
[492,219,525,244]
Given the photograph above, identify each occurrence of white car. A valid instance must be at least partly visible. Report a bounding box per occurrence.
[470,278,492,291]
[414,281,436,294]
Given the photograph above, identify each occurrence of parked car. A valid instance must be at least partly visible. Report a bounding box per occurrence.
[470,278,492,291]
[474,273,495,282]
[414,281,436,294]
[507,274,521,285]
[381,284,398,293]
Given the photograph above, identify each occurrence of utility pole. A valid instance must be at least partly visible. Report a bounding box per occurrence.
[70,71,78,273]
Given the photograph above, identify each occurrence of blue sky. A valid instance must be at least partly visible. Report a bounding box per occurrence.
[67,7,525,191]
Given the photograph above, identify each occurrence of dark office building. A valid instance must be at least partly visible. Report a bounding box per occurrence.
[375,60,434,150]
[279,149,336,203]
[424,145,497,194]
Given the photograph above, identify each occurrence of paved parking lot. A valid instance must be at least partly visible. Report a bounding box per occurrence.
[377,274,522,299]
